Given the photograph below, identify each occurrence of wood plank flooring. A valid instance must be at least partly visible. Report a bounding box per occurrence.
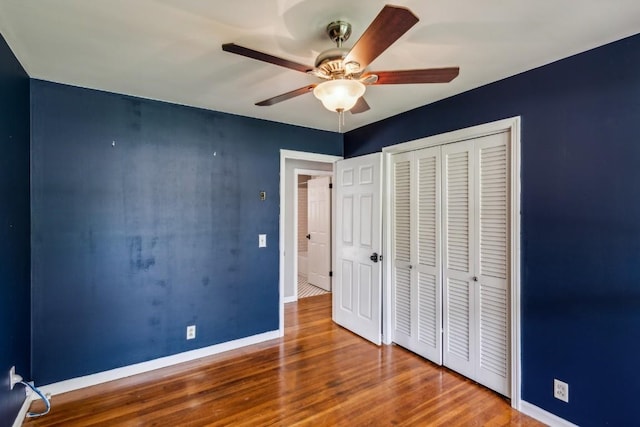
[24,295,543,426]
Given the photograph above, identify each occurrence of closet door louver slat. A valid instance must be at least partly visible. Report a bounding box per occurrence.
[418,272,437,348]
[394,161,411,263]
[418,156,437,268]
[445,151,470,273]
[480,144,508,280]
[395,268,411,335]
[446,278,470,360]
[480,286,508,377]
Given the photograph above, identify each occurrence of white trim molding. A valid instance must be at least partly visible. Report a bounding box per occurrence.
[381,117,520,154]
[381,116,522,408]
[279,150,341,334]
[11,387,33,427]
[520,401,579,427]
[39,330,279,397]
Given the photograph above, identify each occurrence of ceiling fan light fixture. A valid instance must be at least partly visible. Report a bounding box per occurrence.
[313,79,366,112]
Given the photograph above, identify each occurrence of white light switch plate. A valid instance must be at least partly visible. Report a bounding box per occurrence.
[259,234,267,248]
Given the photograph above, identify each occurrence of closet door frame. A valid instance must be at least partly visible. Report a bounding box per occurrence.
[381,116,522,409]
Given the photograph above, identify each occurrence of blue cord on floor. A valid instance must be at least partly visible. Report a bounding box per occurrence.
[20,381,51,418]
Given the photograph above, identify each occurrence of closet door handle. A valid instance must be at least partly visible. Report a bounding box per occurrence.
[370,252,379,263]
[306,234,311,240]
[473,276,478,282]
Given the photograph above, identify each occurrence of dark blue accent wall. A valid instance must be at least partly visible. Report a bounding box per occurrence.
[345,33,640,426]
[30,80,341,385]
[0,35,31,426]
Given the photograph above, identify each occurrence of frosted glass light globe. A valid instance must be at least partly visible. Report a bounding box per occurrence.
[313,79,366,112]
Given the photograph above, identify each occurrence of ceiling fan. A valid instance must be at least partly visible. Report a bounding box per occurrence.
[222,4,459,117]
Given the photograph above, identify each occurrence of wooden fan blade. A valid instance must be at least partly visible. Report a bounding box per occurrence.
[222,43,312,74]
[255,85,316,106]
[344,5,419,69]
[372,68,460,85]
[350,97,370,114]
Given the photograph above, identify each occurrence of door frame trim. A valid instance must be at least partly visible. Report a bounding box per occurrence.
[292,168,333,302]
[279,150,342,335]
[381,117,522,409]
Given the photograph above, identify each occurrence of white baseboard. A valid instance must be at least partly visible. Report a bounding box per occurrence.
[11,387,33,427]
[39,330,280,397]
[283,296,297,303]
[520,400,578,427]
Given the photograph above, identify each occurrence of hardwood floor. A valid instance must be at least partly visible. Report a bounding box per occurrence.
[25,295,543,426]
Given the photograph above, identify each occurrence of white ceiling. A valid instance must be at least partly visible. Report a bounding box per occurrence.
[1,0,639,133]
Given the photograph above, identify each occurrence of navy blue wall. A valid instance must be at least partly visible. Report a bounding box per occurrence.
[345,34,640,426]
[0,35,31,426]
[30,80,341,385]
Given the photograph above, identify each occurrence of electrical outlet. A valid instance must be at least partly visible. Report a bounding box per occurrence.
[186,325,196,340]
[554,379,569,402]
[259,234,267,248]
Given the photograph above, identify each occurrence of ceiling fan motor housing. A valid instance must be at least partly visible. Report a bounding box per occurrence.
[314,47,349,77]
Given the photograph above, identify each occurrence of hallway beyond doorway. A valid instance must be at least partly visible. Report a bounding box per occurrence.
[297,275,329,299]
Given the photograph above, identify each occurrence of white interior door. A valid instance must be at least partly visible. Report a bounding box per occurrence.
[334,153,382,345]
[307,176,331,291]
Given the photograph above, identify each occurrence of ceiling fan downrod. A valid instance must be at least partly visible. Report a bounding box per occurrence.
[326,21,352,48]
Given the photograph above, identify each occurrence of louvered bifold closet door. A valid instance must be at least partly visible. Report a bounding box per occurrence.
[391,148,442,364]
[442,132,511,398]
[413,147,442,363]
[442,140,475,379]
[475,132,510,397]
[391,152,413,348]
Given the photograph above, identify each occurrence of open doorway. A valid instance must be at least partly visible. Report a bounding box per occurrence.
[295,172,332,299]
[279,150,342,334]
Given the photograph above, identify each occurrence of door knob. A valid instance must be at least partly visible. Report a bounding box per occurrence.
[370,252,379,263]
[473,276,478,282]
[306,234,311,240]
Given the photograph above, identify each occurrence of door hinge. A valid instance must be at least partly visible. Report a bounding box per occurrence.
[329,271,333,277]
[329,183,333,189]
